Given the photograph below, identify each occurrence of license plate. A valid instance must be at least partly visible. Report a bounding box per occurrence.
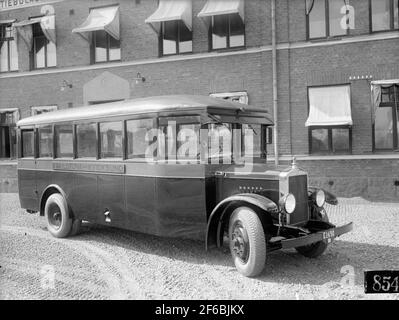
[322,230,335,241]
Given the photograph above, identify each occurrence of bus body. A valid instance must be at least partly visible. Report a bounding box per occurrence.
[17,95,352,277]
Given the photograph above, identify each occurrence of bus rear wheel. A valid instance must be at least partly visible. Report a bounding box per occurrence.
[44,193,72,238]
[228,207,266,277]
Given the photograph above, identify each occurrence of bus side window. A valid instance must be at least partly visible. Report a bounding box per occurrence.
[176,124,200,163]
[99,121,123,159]
[126,119,155,160]
[55,124,73,158]
[21,129,35,158]
[38,125,53,158]
[76,123,97,158]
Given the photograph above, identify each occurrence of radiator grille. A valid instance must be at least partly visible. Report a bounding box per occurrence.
[288,175,309,225]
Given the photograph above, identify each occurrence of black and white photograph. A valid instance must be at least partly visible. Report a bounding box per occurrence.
[0,0,398,305]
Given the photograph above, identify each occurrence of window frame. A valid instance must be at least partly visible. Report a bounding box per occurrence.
[99,120,124,159]
[0,22,18,73]
[0,109,19,159]
[126,117,157,162]
[20,128,36,158]
[306,0,351,40]
[308,125,353,155]
[159,20,193,57]
[369,0,399,33]
[30,18,56,70]
[37,124,54,158]
[75,122,99,159]
[306,83,353,155]
[175,122,201,163]
[209,13,246,51]
[240,123,268,161]
[372,85,399,151]
[54,124,74,159]
[91,30,121,64]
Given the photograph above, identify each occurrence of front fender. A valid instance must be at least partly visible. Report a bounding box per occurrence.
[308,187,338,205]
[206,193,278,250]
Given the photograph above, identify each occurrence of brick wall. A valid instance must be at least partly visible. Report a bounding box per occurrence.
[1,0,398,200]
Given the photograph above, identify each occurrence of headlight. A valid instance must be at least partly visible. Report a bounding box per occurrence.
[280,193,296,214]
[315,189,326,207]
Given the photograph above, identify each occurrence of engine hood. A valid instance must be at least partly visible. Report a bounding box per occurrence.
[213,162,307,181]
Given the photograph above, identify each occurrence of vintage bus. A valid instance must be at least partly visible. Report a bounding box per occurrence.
[17,95,352,277]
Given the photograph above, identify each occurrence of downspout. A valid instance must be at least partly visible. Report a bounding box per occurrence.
[271,0,279,166]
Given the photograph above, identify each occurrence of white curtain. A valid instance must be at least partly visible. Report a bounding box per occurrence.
[306,85,352,127]
[371,80,399,122]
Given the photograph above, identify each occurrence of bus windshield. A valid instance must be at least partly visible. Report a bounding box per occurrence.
[207,123,265,164]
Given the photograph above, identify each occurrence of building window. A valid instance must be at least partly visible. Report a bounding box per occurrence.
[32,22,56,69]
[92,30,121,63]
[370,0,399,32]
[210,91,249,104]
[374,85,399,150]
[0,109,18,159]
[31,105,58,116]
[0,23,18,72]
[160,20,192,56]
[310,127,351,154]
[307,0,350,39]
[210,14,245,50]
[306,85,353,154]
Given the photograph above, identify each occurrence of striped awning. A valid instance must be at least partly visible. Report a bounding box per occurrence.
[198,0,245,22]
[72,6,119,42]
[145,0,192,34]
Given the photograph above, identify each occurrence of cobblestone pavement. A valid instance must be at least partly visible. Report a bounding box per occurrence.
[0,193,398,300]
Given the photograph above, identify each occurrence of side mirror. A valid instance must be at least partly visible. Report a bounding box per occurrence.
[266,127,273,145]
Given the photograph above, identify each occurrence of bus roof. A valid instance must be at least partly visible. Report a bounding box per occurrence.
[17,95,273,127]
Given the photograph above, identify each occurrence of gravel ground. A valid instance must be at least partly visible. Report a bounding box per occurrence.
[0,193,398,300]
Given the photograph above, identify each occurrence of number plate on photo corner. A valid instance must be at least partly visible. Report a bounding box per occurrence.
[364,270,399,294]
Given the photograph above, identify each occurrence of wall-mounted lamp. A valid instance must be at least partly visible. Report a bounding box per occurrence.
[60,80,73,91]
[135,72,146,84]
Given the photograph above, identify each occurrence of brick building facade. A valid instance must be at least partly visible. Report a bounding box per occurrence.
[0,0,398,200]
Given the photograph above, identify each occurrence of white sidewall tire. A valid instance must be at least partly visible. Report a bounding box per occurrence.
[44,193,72,238]
[229,207,266,277]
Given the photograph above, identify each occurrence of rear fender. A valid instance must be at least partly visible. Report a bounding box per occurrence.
[206,193,278,250]
[39,184,71,217]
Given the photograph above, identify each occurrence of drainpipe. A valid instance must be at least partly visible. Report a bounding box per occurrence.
[271,0,279,166]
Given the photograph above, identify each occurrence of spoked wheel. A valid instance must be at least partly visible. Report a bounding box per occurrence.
[228,207,266,277]
[45,193,72,238]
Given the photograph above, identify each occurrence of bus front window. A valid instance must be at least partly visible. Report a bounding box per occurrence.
[208,123,233,163]
[207,123,265,164]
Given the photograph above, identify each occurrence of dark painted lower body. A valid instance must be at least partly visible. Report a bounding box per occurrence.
[18,169,208,241]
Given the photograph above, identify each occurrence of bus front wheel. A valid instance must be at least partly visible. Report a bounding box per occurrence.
[228,207,266,277]
[44,193,73,238]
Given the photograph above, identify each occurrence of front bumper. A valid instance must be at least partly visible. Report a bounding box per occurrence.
[280,222,353,249]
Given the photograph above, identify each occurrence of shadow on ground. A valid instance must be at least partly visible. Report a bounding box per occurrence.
[70,223,398,286]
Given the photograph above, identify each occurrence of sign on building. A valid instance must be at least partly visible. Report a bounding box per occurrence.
[0,0,62,12]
